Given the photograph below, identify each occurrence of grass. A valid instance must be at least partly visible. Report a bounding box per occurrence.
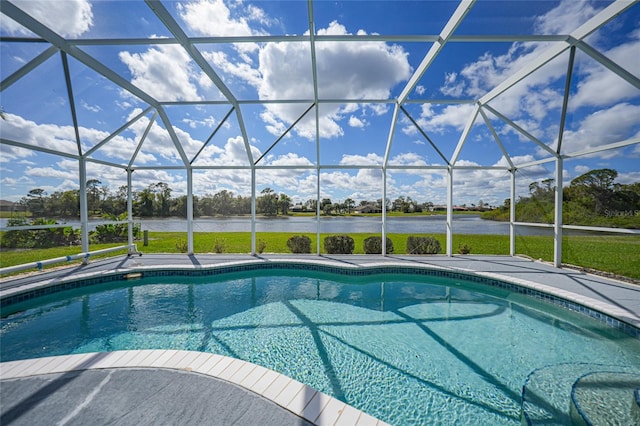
[1,232,639,280]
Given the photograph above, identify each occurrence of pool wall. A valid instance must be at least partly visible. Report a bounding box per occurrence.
[2,260,639,339]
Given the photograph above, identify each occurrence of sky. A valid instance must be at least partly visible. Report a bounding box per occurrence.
[0,0,639,210]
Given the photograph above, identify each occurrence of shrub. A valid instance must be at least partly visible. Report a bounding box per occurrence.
[287,235,312,253]
[175,239,188,253]
[213,238,226,253]
[458,244,471,254]
[0,218,80,249]
[407,236,441,254]
[324,235,354,254]
[90,213,139,244]
[257,239,267,254]
[363,236,394,254]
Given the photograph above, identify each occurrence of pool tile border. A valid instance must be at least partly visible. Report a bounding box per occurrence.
[1,259,638,339]
[0,350,389,426]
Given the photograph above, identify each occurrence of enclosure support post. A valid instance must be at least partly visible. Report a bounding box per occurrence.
[510,169,516,256]
[187,168,194,254]
[251,168,256,255]
[446,166,453,256]
[316,168,321,255]
[79,158,89,262]
[127,169,134,247]
[382,169,387,255]
[554,157,563,267]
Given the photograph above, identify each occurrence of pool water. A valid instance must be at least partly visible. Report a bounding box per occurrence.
[2,270,639,425]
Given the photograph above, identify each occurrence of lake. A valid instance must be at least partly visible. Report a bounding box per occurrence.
[0,215,555,235]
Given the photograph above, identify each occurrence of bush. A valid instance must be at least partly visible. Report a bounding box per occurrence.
[287,235,312,253]
[175,239,188,253]
[90,213,139,243]
[324,235,354,254]
[363,236,394,254]
[458,244,471,254]
[213,238,226,253]
[257,239,267,254]
[407,236,441,254]
[0,218,79,249]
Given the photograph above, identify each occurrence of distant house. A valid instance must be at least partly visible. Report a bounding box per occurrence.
[428,204,469,212]
[354,204,382,214]
[0,200,24,212]
[290,203,305,212]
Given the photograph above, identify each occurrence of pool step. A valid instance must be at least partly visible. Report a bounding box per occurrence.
[569,372,640,426]
[521,363,640,425]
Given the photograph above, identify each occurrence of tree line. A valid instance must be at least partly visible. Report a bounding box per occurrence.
[13,181,441,219]
[482,168,640,228]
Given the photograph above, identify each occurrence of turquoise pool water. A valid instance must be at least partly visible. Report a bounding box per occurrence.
[2,270,639,425]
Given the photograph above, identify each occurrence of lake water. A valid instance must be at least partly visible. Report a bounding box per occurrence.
[1,215,567,236]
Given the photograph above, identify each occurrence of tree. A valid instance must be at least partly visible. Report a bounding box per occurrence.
[321,198,333,215]
[305,199,317,212]
[24,188,47,217]
[152,182,172,216]
[278,193,291,215]
[171,195,188,218]
[135,188,154,217]
[212,190,234,216]
[568,169,617,214]
[392,196,405,212]
[257,187,278,216]
[344,198,355,214]
[86,179,102,215]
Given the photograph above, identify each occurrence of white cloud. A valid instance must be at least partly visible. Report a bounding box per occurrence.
[181,116,217,129]
[617,171,640,185]
[320,169,384,201]
[340,153,383,166]
[562,103,640,156]
[440,72,464,97]
[26,164,77,181]
[413,103,476,134]
[0,113,78,155]
[6,0,93,38]
[569,36,640,110]
[119,43,202,102]
[81,101,101,113]
[533,0,600,35]
[204,20,410,140]
[573,165,591,175]
[178,0,269,36]
[266,153,314,167]
[192,135,255,166]
[349,116,366,128]
[387,152,429,167]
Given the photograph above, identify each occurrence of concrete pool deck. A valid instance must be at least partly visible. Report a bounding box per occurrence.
[1,254,639,425]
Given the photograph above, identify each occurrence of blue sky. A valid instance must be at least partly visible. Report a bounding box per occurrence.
[1,0,639,209]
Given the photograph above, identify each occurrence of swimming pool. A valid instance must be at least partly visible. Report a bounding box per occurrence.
[2,268,639,425]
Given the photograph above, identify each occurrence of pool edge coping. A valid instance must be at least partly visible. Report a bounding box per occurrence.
[0,350,389,426]
[1,256,639,338]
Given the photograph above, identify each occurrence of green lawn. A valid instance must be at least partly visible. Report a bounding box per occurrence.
[1,232,638,280]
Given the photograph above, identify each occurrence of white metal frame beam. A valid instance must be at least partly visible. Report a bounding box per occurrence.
[398,0,476,104]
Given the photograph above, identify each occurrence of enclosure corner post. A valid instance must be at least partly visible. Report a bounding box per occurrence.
[554,157,563,267]
[251,168,256,255]
[187,168,194,254]
[127,169,134,247]
[510,169,516,256]
[446,166,453,257]
[79,158,89,262]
